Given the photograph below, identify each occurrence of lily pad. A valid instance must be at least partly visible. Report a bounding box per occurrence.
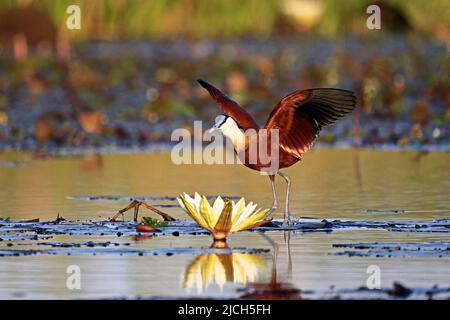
[333,241,450,258]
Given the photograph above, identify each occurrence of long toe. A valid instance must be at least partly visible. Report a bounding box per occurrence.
[281,218,295,229]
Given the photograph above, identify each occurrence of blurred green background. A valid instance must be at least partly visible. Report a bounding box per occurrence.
[2,0,449,38]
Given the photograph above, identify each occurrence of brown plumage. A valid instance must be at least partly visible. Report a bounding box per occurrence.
[198,79,356,227]
[265,88,356,160]
[198,79,259,131]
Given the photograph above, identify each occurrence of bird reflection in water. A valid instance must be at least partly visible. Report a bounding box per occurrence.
[181,231,301,299]
[239,231,301,300]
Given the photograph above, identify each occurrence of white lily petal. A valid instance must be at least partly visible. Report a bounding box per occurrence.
[233,202,257,227]
[200,195,215,228]
[194,192,202,213]
[183,192,195,207]
[211,196,225,224]
[245,202,257,218]
[231,198,246,222]
[177,197,189,214]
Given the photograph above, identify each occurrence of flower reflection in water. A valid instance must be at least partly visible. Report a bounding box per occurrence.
[181,252,268,293]
[181,231,301,299]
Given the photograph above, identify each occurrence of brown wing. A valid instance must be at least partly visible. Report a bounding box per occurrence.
[264,88,356,158]
[197,79,259,130]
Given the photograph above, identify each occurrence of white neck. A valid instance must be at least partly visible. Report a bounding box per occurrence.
[220,118,246,152]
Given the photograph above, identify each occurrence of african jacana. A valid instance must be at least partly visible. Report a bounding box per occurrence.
[198,79,356,227]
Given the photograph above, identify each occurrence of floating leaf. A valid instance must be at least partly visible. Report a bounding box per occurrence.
[141,216,168,228]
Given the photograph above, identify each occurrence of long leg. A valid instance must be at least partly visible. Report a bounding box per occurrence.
[284,231,292,277]
[277,171,292,227]
[268,175,277,214]
[259,232,279,284]
[110,200,176,222]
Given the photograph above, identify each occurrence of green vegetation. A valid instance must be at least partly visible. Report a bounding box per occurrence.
[142,216,168,228]
[1,0,449,39]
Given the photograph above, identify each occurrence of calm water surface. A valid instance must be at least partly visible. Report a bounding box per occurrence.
[0,149,449,299]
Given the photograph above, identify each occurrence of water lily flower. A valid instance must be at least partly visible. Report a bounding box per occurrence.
[177,193,272,241]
